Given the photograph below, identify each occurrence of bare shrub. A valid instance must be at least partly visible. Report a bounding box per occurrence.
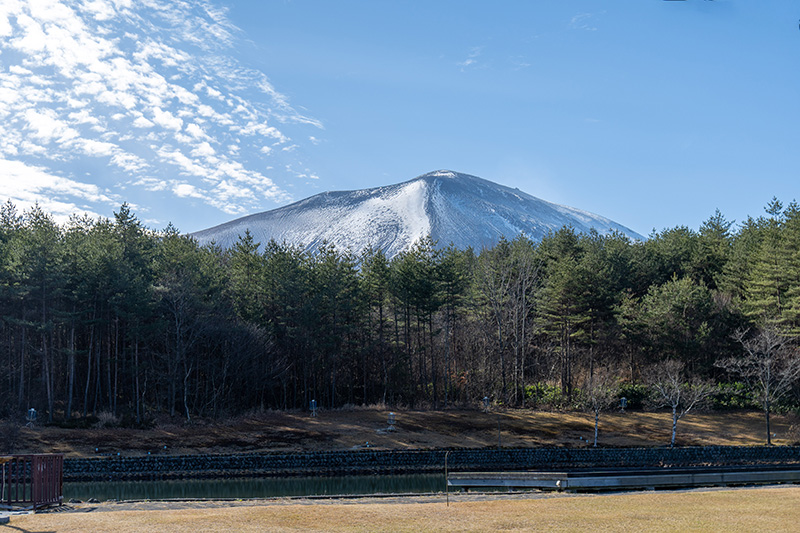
[94,411,120,428]
[0,419,21,453]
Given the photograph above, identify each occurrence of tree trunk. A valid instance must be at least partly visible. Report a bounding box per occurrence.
[41,285,53,422]
[429,313,437,409]
[671,405,678,447]
[83,324,94,418]
[42,332,53,422]
[66,322,75,419]
[444,311,451,408]
[134,338,141,424]
[18,327,26,409]
[765,399,772,445]
[183,361,192,422]
[113,318,119,416]
[594,409,599,447]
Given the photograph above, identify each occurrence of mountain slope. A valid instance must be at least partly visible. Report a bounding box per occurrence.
[191,170,644,257]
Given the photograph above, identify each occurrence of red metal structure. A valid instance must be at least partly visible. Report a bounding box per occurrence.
[1,455,63,510]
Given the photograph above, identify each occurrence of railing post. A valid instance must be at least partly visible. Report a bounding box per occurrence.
[2,462,6,506]
[2,455,63,510]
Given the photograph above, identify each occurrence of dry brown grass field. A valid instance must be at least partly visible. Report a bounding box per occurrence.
[8,408,797,457]
[6,408,800,532]
[11,486,800,532]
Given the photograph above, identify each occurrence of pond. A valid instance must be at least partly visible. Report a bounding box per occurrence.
[64,474,447,501]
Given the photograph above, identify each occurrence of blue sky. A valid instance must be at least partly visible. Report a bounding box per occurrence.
[1,1,799,236]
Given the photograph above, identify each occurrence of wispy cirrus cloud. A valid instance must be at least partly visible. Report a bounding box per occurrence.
[457,46,484,71]
[0,0,321,227]
[0,157,120,222]
[570,12,600,32]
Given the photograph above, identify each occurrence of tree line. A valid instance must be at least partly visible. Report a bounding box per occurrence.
[2,198,800,428]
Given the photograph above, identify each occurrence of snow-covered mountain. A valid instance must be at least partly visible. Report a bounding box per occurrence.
[191,170,644,257]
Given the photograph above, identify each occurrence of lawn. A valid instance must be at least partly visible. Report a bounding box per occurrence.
[13,486,800,532]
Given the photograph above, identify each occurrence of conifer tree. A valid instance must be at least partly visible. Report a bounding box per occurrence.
[536,228,590,398]
[360,246,393,404]
[743,199,795,329]
[21,205,64,422]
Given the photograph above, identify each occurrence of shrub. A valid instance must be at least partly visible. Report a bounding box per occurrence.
[94,411,119,428]
[710,382,754,410]
[53,416,98,429]
[0,419,21,452]
[525,383,583,409]
[616,383,649,410]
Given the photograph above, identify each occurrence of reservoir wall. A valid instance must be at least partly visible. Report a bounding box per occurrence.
[63,446,800,481]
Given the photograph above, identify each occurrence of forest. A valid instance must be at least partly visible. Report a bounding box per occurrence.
[2,198,800,427]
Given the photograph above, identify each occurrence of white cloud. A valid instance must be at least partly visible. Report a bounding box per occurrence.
[78,138,117,157]
[19,141,48,156]
[24,109,80,144]
[11,14,47,55]
[570,13,598,32]
[190,141,215,157]
[157,146,207,177]
[206,85,222,99]
[133,176,169,191]
[509,56,531,70]
[458,47,483,70]
[0,157,118,222]
[82,0,118,22]
[0,0,321,224]
[151,107,183,130]
[0,3,17,38]
[111,151,148,172]
[173,182,203,198]
[9,65,32,75]
[132,116,155,128]
[68,109,101,125]
[185,122,209,140]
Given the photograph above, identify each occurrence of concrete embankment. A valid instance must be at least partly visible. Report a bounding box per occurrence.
[63,446,800,481]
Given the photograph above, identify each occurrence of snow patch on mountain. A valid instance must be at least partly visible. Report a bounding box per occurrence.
[191,170,643,257]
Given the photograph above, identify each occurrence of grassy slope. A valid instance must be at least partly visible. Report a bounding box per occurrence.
[7,408,796,457]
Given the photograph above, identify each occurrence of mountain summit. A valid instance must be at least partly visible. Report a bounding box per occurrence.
[191,170,644,257]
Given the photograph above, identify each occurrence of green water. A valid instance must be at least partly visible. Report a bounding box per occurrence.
[64,474,446,501]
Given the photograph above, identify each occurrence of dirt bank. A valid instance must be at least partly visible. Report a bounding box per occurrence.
[4,408,794,458]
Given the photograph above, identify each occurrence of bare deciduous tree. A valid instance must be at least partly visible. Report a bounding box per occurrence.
[647,360,713,447]
[582,368,618,447]
[717,328,800,445]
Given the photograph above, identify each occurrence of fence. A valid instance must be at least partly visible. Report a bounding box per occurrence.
[1,455,63,510]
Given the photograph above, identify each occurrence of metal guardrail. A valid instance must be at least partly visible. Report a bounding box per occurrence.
[1,454,63,510]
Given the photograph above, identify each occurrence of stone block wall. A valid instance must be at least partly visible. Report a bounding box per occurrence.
[63,446,800,481]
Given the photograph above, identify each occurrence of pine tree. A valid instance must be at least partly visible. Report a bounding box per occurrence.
[227,230,265,324]
[360,246,393,404]
[780,202,800,334]
[436,244,471,406]
[263,240,312,409]
[536,227,589,398]
[20,205,65,422]
[637,275,714,372]
[697,209,734,291]
[743,199,795,329]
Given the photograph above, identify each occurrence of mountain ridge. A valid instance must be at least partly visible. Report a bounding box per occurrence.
[191,170,644,257]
